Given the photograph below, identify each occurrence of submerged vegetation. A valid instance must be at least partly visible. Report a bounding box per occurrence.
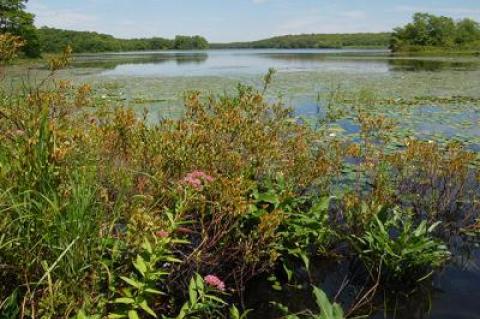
[1,32,480,319]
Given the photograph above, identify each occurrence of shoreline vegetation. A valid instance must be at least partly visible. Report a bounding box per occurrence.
[3,6,480,57]
[390,13,480,54]
[1,34,480,319]
[26,16,480,58]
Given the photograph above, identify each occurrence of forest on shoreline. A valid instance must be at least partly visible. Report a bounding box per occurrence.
[2,0,480,57]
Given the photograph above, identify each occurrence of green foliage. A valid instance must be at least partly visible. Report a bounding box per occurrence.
[173,35,209,50]
[229,305,252,319]
[391,13,480,52]
[36,28,209,53]
[274,286,344,319]
[174,274,227,319]
[245,176,335,272]
[109,238,177,319]
[351,207,450,283]
[212,33,391,49]
[0,289,20,319]
[0,0,41,57]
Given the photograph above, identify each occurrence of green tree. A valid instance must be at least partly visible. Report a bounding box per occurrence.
[455,18,480,44]
[173,35,209,50]
[390,12,480,51]
[0,0,41,57]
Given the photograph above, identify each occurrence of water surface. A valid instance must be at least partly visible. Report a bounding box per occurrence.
[72,49,480,77]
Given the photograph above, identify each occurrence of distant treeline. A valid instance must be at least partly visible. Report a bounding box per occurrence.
[391,13,480,52]
[212,33,391,49]
[37,27,209,53]
[4,1,480,57]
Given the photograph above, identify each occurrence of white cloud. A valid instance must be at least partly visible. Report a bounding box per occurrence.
[28,1,98,31]
[393,5,480,17]
[339,10,367,19]
[273,9,378,35]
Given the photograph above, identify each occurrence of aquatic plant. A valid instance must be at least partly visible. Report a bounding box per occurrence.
[350,206,450,284]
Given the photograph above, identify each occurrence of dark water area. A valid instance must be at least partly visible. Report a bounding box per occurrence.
[245,248,480,319]
[71,49,480,77]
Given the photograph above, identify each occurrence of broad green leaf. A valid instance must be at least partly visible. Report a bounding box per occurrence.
[139,300,158,318]
[120,276,143,289]
[128,310,140,319]
[113,297,135,304]
[133,255,147,277]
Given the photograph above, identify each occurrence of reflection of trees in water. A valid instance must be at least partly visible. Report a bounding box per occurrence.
[72,53,209,70]
[387,58,480,72]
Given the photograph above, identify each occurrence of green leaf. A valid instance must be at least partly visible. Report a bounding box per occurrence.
[128,310,140,319]
[144,288,165,295]
[133,255,148,277]
[195,273,204,292]
[229,305,240,319]
[120,276,143,289]
[189,277,198,306]
[139,300,158,318]
[76,310,88,319]
[205,294,228,305]
[113,297,135,304]
[142,239,153,254]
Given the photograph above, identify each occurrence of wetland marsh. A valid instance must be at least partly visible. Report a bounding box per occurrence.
[2,47,480,319]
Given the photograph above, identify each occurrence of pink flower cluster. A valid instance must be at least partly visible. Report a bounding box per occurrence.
[155,230,169,238]
[204,274,226,291]
[182,170,214,190]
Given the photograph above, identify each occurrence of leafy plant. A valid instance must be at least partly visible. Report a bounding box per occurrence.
[174,274,227,319]
[351,207,450,283]
[247,178,334,272]
[109,238,179,319]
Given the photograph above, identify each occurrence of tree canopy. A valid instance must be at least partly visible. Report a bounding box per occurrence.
[0,0,41,57]
[37,28,209,53]
[212,33,391,49]
[391,13,480,51]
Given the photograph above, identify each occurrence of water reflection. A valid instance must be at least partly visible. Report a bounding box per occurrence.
[387,58,480,72]
[73,52,208,70]
[67,49,480,77]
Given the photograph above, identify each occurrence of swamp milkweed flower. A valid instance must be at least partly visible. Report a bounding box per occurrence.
[204,275,226,291]
[181,170,214,190]
[155,230,169,238]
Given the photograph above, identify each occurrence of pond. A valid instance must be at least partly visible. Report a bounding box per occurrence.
[4,48,480,318]
[57,49,480,148]
[72,49,480,77]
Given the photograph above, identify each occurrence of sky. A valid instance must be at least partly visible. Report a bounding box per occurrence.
[27,0,480,42]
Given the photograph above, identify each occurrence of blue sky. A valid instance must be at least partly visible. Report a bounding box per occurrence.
[28,0,480,42]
